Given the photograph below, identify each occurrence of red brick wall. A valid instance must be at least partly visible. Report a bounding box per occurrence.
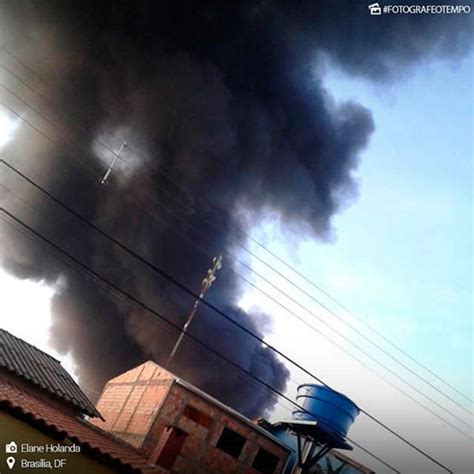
[91,362,289,473]
[90,361,174,448]
[148,384,289,473]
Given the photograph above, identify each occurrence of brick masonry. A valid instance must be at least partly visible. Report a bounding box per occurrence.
[91,361,290,473]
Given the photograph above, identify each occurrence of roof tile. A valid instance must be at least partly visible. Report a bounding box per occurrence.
[0,329,100,418]
[0,380,166,473]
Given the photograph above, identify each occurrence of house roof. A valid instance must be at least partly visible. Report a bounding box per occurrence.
[0,379,165,473]
[0,329,100,418]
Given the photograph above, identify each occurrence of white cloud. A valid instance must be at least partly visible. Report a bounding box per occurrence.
[0,269,77,379]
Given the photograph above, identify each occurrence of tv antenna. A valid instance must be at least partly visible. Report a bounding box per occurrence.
[165,254,223,368]
[100,141,127,185]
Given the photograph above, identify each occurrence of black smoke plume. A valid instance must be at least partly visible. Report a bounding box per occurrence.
[0,1,471,417]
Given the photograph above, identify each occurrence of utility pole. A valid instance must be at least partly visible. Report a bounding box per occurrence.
[100,141,127,185]
[165,254,223,368]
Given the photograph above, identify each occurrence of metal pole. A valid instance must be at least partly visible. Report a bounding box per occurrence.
[165,255,222,368]
[100,141,126,184]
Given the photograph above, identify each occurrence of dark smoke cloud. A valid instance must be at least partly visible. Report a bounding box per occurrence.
[0,1,471,417]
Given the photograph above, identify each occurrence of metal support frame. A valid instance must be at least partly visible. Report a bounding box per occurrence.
[302,443,332,472]
[279,420,352,474]
[295,431,334,472]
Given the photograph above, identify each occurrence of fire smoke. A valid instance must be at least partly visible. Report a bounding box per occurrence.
[0,1,471,417]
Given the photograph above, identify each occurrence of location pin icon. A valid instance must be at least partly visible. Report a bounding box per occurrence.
[6,456,15,469]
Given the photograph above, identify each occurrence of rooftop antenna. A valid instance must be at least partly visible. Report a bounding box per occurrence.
[165,254,223,369]
[100,141,126,185]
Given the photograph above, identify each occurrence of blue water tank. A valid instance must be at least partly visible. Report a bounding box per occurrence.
[293,384,360,439]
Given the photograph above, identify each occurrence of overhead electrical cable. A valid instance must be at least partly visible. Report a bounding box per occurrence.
[0,189,305,422]
[0,44,470,452]
[4,174,474,454]
[0,158,473,440]
[3,207,456,474]
[2,210,402,474]
[2,175,312,399]
[2,155,473,441]
[1,54,471,408]
[0,195,467,472]
[3,84,474,435]
[0,58,471,408]
[0,106,473,437]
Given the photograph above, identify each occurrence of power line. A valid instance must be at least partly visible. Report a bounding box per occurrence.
[2,85,474,441]
[1,179,315,408]
[1,60,471,409]
[0,47,470,452]
[251,245,474,406]
[5,73,474,426]
[125,180,474,420]
[1,143,473,440]
[1,181,316,427]
[1,193,301,415]
[6,208,459,473]
[4,48,470,407]
[3,174,473,447]
[0,208,404,474]
[1,51,470,409]
[0,192,463,472]
[2,46,49,88]
[0,180,423,413]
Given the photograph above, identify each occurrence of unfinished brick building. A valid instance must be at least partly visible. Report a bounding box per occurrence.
[91,361,290,473]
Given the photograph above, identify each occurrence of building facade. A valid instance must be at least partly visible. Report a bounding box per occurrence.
[91,361,290,473]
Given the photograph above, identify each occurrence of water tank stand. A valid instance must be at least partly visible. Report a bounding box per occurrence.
[275,420,353,474]
[296,434,333,473]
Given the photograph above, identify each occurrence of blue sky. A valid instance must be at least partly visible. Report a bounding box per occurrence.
[239,52,472,471]
[309,53,473,392]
